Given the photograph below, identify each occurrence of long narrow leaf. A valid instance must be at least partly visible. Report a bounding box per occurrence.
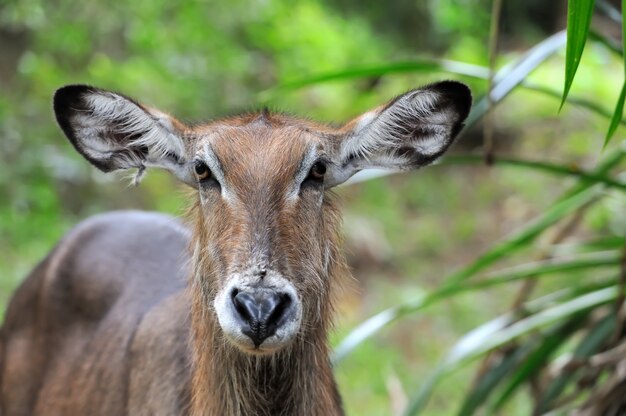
[604,0,626,147]
[605,82,626,146]
[403,286,619,415]
[261,31,566,125]
[448,288,616,367]
[458,340,538,416]
[522,82,626,126]
[466,31,567,127]
[489,316,591,411]
[561,0,596,109]
[260,60,489,99]
[562,143,625,199]
[536,312,616,413]
[332,250,620,365]
[556,236,626,253]
[443,155,626,191]
[444,185,602,286]
[402,316,512,416]
[334,147,624,364]
[472,250,621,288]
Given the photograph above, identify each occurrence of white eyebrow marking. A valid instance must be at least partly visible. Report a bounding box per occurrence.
[200,143,237,202]
[286,145,318,202]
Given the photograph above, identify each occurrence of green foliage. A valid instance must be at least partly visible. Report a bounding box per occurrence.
[562,0,626,146]
[561,0,596,109]
[1,0,626,415]
[605,0,626,145]
[273,1,626,414]
[0,0,400,311]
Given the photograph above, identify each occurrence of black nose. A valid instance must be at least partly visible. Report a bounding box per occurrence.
[231,290,293,347]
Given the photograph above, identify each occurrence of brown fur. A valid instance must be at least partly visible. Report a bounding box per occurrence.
[1,117,349,416]
[187,120,349,415]
[2,80,470,415]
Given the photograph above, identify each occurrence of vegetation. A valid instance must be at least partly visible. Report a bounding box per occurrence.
[1,0,625,414]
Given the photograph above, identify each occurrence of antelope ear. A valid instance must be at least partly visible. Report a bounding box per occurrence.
[325,81,472,187]
[53,85,194,185]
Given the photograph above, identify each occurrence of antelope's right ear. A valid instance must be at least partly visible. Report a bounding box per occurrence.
[53,85,194,185]
[325,81,472,187]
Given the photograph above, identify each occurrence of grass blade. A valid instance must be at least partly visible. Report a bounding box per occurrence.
[557,236,626,253]
[349,146,626,186]
[536,311,616,413]
[443,154,626,191]
[258,60,490,101]
[605,82,626,147]
[444,185,602,286]
[561,0,596,109]
[466,31,567,127]
[332,250,620,365]
[604,0,626,147]
[334,147,624,364]
[472,250,621,288]
[457,340,538,416]
[489,317,590,412]
[403,286,619,415]
[522,82,626,126]
[261,31,565,114]
[402,315,512,416]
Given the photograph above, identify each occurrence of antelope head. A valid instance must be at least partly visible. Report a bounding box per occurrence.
[53,81,471,355]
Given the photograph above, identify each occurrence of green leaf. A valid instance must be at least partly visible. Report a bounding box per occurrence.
[333,147,624,365]
[561,0,596,110]
[536,312,616,413]
[563,236,626,253]
[264,29,626,149]
[489,317,590,412]
[522,82,626,127]
[259,59,489,100]
[443,155,626,192]
[403,286,619,415]
[261,31,566,116]
[332,250,620,365]
[458,340,537,416]
[604,0,626,147]
[472,250,621,288]
[467,31,567,127]
[444,185,603,286]
[605,81,626,147]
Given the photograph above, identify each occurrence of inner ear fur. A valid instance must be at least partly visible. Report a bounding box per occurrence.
[53,85,187,173]
[325,80,472,187]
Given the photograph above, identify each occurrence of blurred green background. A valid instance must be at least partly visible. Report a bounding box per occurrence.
[1,0,625,414]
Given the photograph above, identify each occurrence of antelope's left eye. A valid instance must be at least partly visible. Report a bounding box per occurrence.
[306,161,326,182]
[194,161,212,181]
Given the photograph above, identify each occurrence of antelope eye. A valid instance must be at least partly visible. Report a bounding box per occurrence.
[194,161,212,181]
[307,161,327,181]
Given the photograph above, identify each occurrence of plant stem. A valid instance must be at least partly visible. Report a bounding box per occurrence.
[484,0,503,165]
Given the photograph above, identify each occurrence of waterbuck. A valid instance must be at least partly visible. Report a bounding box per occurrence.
[1,81,471,415]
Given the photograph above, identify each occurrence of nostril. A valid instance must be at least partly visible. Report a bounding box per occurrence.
[267,293,292,328]
[232,292,257,324]
[229,290,295,347]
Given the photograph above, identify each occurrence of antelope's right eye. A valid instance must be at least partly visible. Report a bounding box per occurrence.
[194,161,212,181]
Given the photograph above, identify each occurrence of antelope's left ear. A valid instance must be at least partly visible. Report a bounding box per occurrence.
[53,85,195,186]
[325,81,471,187]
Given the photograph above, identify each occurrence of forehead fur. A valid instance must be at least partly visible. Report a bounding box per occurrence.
[193,114,324,192]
